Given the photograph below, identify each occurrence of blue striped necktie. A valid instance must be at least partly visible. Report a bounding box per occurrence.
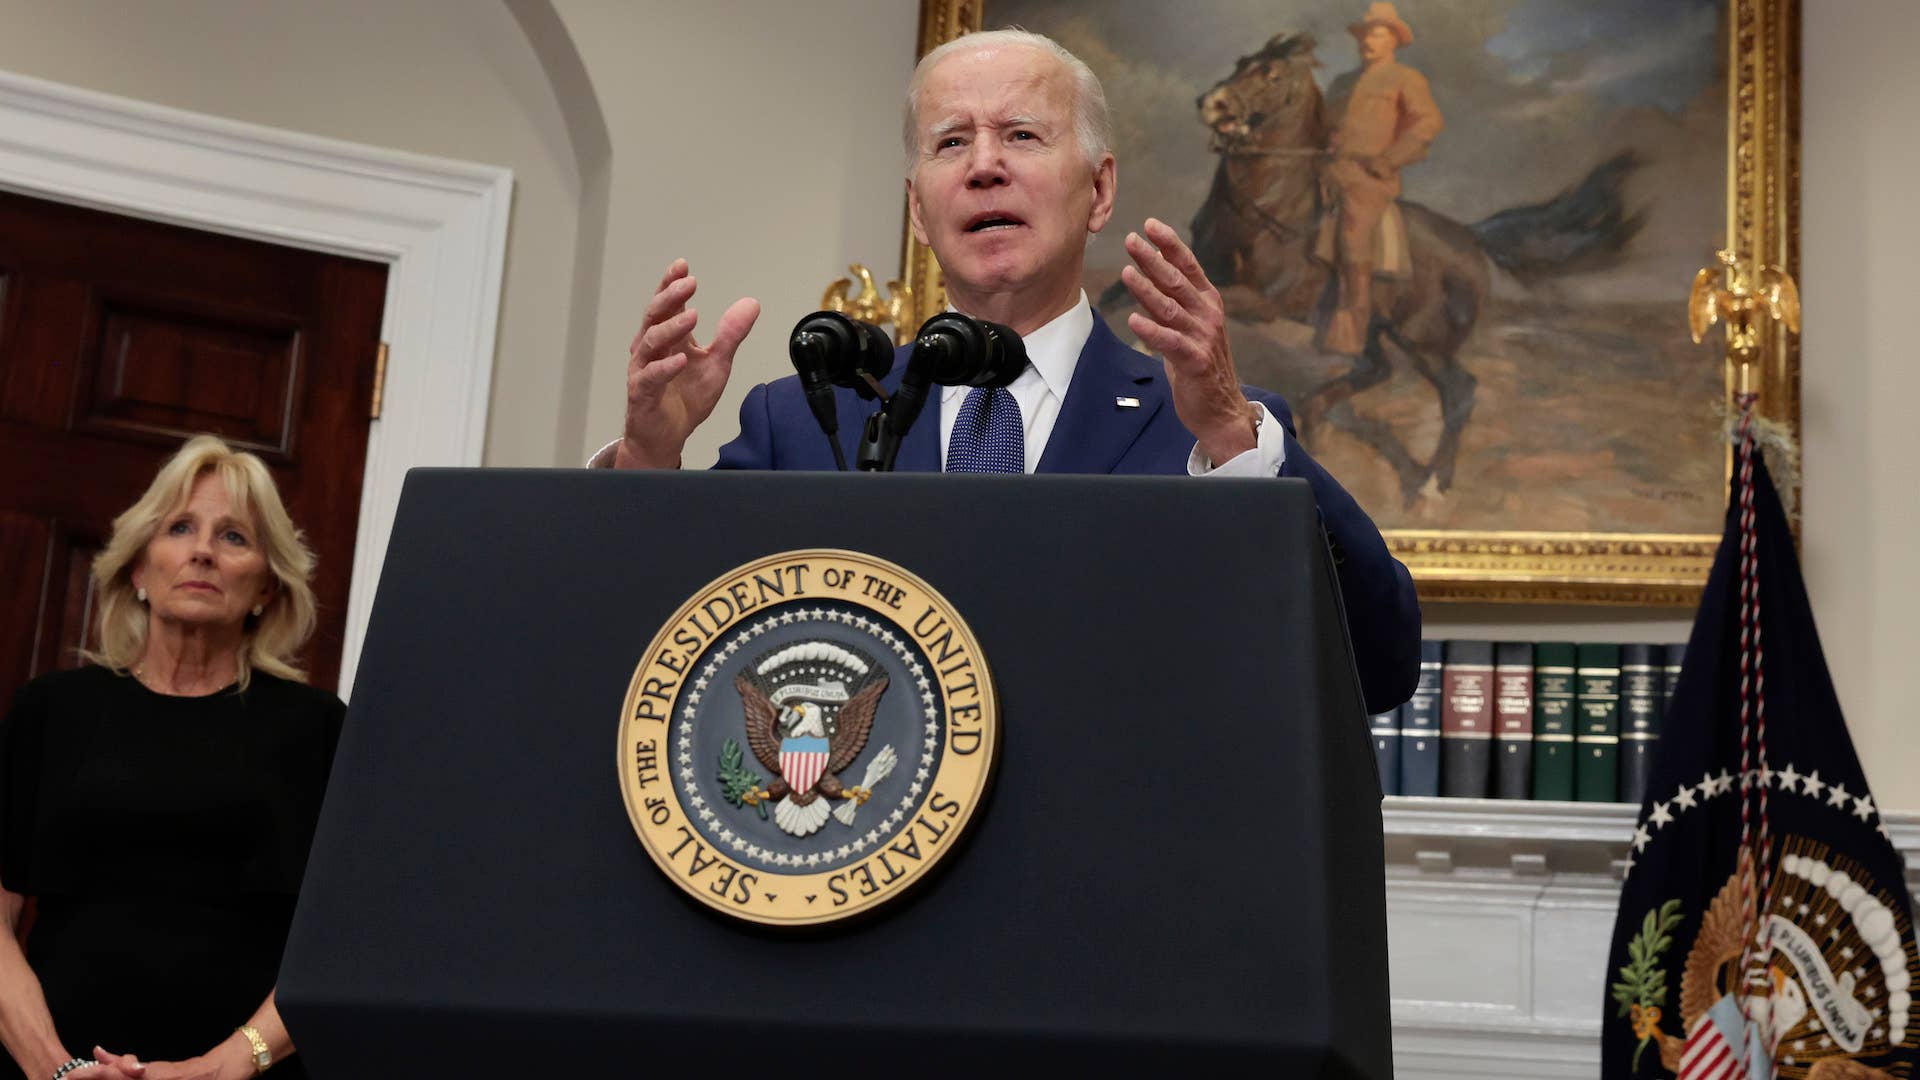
[944,386,1025,474]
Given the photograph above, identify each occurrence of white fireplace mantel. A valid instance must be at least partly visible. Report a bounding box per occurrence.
[1381,797,1920,1078]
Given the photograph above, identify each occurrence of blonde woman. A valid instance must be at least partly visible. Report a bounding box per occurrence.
[0,435,339,1080]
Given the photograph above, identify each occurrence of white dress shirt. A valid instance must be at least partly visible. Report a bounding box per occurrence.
[936,296,1087,472]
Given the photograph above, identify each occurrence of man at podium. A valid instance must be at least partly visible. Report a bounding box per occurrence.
[592,28,1419,713]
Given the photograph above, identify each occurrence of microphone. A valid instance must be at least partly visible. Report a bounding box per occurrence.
[908,312,1027,388]
[788,311,897,470]
[862,312,1028,472]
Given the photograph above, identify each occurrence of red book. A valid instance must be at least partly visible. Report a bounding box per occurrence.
[1440,640,1494,798]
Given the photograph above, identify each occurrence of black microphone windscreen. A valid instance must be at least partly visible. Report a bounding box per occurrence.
[851,320,897,387]
[976,320,1027,388]
[788,311,895,400]
[911,313,1026,388]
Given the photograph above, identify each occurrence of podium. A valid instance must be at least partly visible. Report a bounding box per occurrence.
[278,470,1391,1076]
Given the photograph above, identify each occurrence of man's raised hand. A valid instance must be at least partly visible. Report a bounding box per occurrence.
[1119,218,1259,466]
[616,259,760,469]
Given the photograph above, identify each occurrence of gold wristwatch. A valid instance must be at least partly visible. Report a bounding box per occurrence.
[236,1025,272,1073]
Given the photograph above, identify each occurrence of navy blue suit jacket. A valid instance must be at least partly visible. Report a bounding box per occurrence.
[715,316,1420,712]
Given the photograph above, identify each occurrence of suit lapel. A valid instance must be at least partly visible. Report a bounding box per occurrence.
[830,350,943,472]
[877,341,944,472]
[892,398,941,472]
[1036,316,1164,474]
[840,318,1163,474]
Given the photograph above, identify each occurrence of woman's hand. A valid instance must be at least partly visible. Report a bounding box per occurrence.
[80,1046,147,1078]
[103,1033,254,1080]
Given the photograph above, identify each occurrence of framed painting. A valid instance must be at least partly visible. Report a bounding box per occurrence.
[888,0,1799,604]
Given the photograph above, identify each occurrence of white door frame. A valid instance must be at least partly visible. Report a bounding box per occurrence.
[0,70,512,696]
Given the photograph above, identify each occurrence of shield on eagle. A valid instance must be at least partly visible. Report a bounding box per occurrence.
[780,735,830,796]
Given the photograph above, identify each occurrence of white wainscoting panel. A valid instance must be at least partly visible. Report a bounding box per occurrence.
[1381,798,1920,1079]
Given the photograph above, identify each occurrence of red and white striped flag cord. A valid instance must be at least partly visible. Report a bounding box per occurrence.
[1732,392,1775,1078]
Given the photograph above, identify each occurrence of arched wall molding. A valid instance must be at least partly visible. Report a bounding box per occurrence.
[503,0,614,464]
[0,68,512,696]
[505,0,611,175]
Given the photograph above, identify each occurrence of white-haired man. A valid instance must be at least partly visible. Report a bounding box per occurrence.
[598,29,1419,712]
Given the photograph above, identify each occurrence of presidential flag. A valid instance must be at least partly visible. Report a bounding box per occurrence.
[1601,439,1918,1078]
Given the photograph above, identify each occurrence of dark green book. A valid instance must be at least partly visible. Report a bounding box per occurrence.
[1531,642,1578,800]
[1575,642,1622,802]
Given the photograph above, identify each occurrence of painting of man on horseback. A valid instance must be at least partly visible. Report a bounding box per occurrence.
[1181,7,1646,507]
[1001,0,1727,532]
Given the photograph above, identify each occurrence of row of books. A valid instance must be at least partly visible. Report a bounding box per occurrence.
[1371,640,1685,803]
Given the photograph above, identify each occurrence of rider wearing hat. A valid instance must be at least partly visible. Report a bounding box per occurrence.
[1321,2,1443,356]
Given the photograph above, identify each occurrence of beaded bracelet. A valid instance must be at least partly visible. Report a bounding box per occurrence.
[51,1059,94,1080]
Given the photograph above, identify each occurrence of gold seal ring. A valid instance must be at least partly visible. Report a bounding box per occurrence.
[617,549,997,926]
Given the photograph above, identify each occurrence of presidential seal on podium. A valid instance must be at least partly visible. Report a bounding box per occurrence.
[617,549,997,926]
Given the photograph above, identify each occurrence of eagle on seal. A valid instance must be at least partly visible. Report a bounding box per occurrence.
[734,672,890,837]
[1643,870,1902,1080]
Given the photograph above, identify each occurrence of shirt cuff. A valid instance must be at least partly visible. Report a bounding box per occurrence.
[1186,402,1288,477]
[586,438,621,468]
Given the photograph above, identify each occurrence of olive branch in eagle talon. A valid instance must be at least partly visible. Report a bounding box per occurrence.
[716,738,768,819]
[1611,897,1683,1072]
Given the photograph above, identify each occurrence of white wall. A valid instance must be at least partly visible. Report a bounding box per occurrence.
[0,0,914,472]
[3,1,1909,803]
[551,0,917,468]
[1801,0,1920,807]
[0,0,590,469]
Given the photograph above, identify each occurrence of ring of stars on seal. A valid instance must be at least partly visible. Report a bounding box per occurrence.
[618,549,996,926]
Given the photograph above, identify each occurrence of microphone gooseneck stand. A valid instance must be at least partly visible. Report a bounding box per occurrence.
[786,310,895,471]
[854,313,1027,473]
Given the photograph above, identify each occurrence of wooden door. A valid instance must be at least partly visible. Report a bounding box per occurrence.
[0,190,388,702]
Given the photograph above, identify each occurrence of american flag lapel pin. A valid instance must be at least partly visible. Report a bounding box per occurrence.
[1115,396,1141,408]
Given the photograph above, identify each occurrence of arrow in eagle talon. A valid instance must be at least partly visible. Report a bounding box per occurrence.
[833,744,899,826]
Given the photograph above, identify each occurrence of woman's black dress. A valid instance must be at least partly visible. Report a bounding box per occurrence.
[1,665,343,1079]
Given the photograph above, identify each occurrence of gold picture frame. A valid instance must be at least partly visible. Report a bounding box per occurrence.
[886,0,1797,606]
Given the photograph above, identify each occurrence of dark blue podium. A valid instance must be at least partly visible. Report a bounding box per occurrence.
[277,470,1390,1077]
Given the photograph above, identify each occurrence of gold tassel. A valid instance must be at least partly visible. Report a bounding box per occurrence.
[1712,399,1801,518]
